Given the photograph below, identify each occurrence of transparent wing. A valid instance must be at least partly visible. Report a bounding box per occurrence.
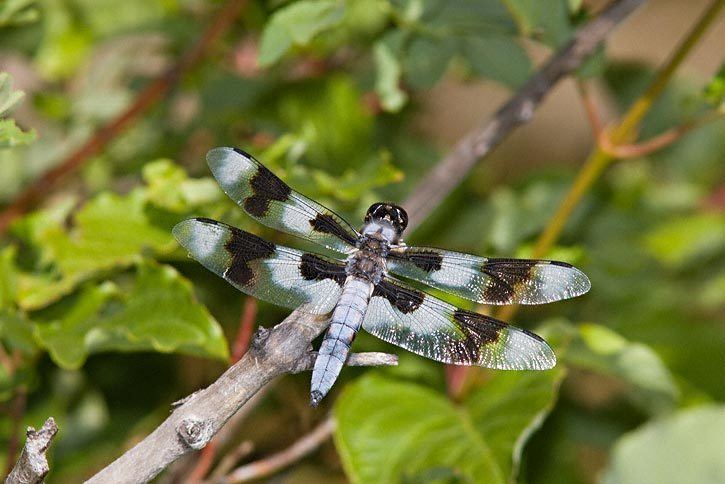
[387,246,590,305]
[207,147,359,253]
[363,277,556,369]
[173,218,347,315]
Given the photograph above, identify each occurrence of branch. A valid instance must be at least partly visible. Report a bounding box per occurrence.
[403,0,646,231]
[494,0,725,325]
[0,0,248,235]
[5,418,59,484]
[219,417,335,484]
[85,310,396,483]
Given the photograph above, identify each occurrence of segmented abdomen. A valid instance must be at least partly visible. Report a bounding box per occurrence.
[310,276,373,406]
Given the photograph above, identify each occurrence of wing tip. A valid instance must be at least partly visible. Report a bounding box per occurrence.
[503,327,557,370]
[172,218,194,246]
[206,147,258,189]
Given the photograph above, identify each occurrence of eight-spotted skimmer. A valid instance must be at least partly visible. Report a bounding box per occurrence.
[174,148,591,406]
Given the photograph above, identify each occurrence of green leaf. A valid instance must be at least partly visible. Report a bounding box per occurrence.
[274,76,373,170]
[460,35,531,88]
[567,323,679,414]
[0,119,36,148]
[34,263,228,369]
[0,309,37,356]
[373,40,408,112]
[258,0,346,67]
[501,0,572,47]
[404,35,456,89]
[702,63,725,110]
[602,405,725,484]
[34,2,94,80]
[0,73,26,116]
[0,246,18,309]
[0,0,39,27]
[18,190,176,310]
[643,213,725,268]
[0,73,36,148]
[335,367,565,483]
[142,159,223,213]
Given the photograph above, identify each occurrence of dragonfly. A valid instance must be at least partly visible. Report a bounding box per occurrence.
[174,147,591,407]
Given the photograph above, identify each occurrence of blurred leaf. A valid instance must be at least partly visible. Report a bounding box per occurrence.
[34,281,117,369]
[0,0,38,27]
[258,0,346,67]
[0,72,36,148]
[403,35,456,89]
[422,0,518,36]
[702,63,725,110]
[699,271,725,310]
[18,190,176,309]
[0,246,18,309]
[0,73,26,116]
[0,309,37,356]
[501,0,572,47]
[335,366,565,483]
[0,119,36,148]
[35,263,228,369]
[643,213,725,268]
[34,2,94,80]
[602,405,725,484]
[310,153,404,202]
[275,76,373,169]
[567,323,679,414]
[142,159,223,213]
[460,35,531,88]
[373,40,408,112]
[486,181,566,254]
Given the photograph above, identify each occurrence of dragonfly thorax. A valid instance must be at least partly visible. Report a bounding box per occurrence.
[346,240,387,284]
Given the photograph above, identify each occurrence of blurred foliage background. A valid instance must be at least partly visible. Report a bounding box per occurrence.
[1,0,724,482]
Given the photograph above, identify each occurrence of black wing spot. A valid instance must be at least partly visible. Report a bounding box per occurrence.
[224,228,276,286]
[243,163,292,217]
[481,259,537,304]
[548,260,573,268]
[309,213,357,246]
[372,280,424,314]
[194,217,224,226]
[300,253,347,287]
[452,309,505,361]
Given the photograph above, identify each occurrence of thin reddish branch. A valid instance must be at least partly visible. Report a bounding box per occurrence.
[184,441,218,484]
[0,0,248,235]
[220,417,335,483]
[597,111,724,159]
[576,79,724,160]
[206,441,254,483]
[231,298,258,364]
[577,81,606,138]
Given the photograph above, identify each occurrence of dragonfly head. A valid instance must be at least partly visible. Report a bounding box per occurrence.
[363,203,408,244]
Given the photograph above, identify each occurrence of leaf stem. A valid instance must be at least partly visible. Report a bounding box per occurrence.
[533,0,724,259]
[496,0,724,322]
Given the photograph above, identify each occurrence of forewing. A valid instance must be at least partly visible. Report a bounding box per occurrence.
[363,278,555,369]
[207,147,359,253]
[173,218,347,315]
[387,247,590,305]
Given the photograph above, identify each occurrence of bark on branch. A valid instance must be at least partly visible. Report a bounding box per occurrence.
[85,311,395,483]
[403,0,646,231]
[5,418,58,484]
